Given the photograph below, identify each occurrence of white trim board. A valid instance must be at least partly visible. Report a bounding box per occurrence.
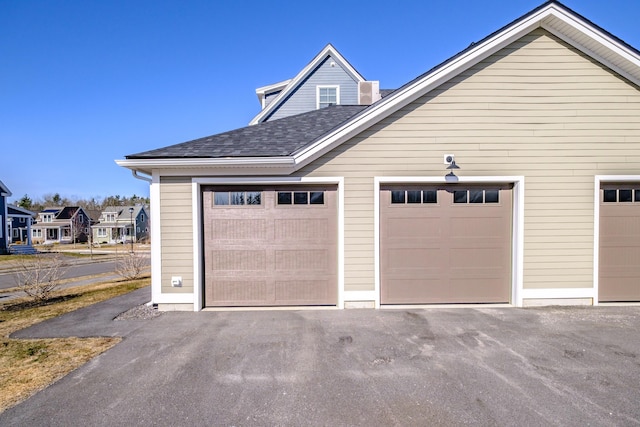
[150,172,164,305]
[374,176,525,308]
[191,176,345,311]
[593,175,640,306]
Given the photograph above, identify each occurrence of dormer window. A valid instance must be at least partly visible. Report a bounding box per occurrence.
[42,214,53,223]
[317,86,339,109]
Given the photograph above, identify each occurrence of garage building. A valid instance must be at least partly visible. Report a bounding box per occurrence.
[117,1,640,310]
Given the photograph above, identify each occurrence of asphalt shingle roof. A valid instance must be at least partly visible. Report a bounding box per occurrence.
[126,105,368,159]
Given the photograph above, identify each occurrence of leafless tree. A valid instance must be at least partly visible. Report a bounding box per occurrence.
[13,254,69,302]
[116,252,147,280]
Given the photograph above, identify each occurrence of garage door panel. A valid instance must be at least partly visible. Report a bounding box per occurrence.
[599,184,640,302]
[275,249,329,270]
[448,279,507,303]
[275,280,335,304]
[274,218,329,240]
[386,217,443,238]
[206,280,270,305]
[210,218,268,240]
[385,248,443,270]
[381,185,512,304]
[449,215,505,235]
[209,250,266,271]
[599,279,639,302]
[451,247,508,267]
[203,187,337,307]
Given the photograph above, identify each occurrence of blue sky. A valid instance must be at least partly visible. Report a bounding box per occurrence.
[2,0,639,202]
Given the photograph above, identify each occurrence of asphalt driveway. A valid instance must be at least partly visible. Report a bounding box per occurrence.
[2,292,640,426]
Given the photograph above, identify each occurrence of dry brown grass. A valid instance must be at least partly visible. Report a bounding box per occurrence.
[0,278,150,412]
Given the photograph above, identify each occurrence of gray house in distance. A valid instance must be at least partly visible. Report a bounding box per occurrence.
[118,1,640,311]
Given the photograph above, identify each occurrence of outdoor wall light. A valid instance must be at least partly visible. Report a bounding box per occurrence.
[445,158,460,182]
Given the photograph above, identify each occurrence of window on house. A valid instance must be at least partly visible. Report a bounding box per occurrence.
[140,213,145,222]
[390,190,438,204]
[43,214,52,223]
[19,217,25,223]
[453,189,500,204]
[277,191,325,205]
[213,191,262,206]
[603,188,640,203]
[97,228,107,237]
[33,229,42,238]
[106,213,116,222]
[317,86,339,109]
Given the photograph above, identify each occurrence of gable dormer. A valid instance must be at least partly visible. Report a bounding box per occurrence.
[249,44,378,125]
[39,208,61,223]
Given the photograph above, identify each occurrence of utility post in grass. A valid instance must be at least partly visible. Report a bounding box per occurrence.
[128,207,134,254]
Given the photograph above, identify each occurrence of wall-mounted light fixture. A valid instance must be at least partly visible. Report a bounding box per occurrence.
[445,157,460,182]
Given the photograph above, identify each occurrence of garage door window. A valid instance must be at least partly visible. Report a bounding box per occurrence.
[390,190,437,204]
[278,191,325,205]
[214,191,262,206]
[454,189,499,204]
[603,188,640,203]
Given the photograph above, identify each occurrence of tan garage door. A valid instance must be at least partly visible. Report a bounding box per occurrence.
[599,184,640,302]
[202,186,337,307]
[380,184,512,304]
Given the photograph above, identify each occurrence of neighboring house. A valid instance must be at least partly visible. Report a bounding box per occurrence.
[92,205,150,244]
[0,180,11,254]
[249,43,381,124]
[31,207,91,244]
[117,1,640,311]
[8,204,36,244]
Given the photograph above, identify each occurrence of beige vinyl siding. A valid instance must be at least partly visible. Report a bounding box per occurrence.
[160,177,193,293]
[298,28,640,293]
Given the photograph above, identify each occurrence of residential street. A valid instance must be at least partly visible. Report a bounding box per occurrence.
[0,251,150,298]
[2,290,640,426]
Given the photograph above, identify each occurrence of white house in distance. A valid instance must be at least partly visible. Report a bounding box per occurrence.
[31,207,91,245]
[117,1,640,311]
[92,205,150,244]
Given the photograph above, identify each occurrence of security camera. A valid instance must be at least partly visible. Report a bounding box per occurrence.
[444,154,455,165]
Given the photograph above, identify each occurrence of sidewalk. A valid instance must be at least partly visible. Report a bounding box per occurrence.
[11,286,152,339]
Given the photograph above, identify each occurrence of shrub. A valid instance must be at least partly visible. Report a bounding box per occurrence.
[116,252,147,280]
[13,253,69,302]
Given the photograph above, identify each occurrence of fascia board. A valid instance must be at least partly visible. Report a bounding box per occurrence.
[292,3,640,170]
[255,79,292,95]
[255,79,292,106]
[0,179,12,197]
[541,6,640,87]
[116,157,294,168]
[116,157,296,177]
[249,44,365,125]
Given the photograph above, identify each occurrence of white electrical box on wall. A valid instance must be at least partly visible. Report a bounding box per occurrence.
[171,276,182,287]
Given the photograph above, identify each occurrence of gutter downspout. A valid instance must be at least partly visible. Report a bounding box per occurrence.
[131,170,152,183]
